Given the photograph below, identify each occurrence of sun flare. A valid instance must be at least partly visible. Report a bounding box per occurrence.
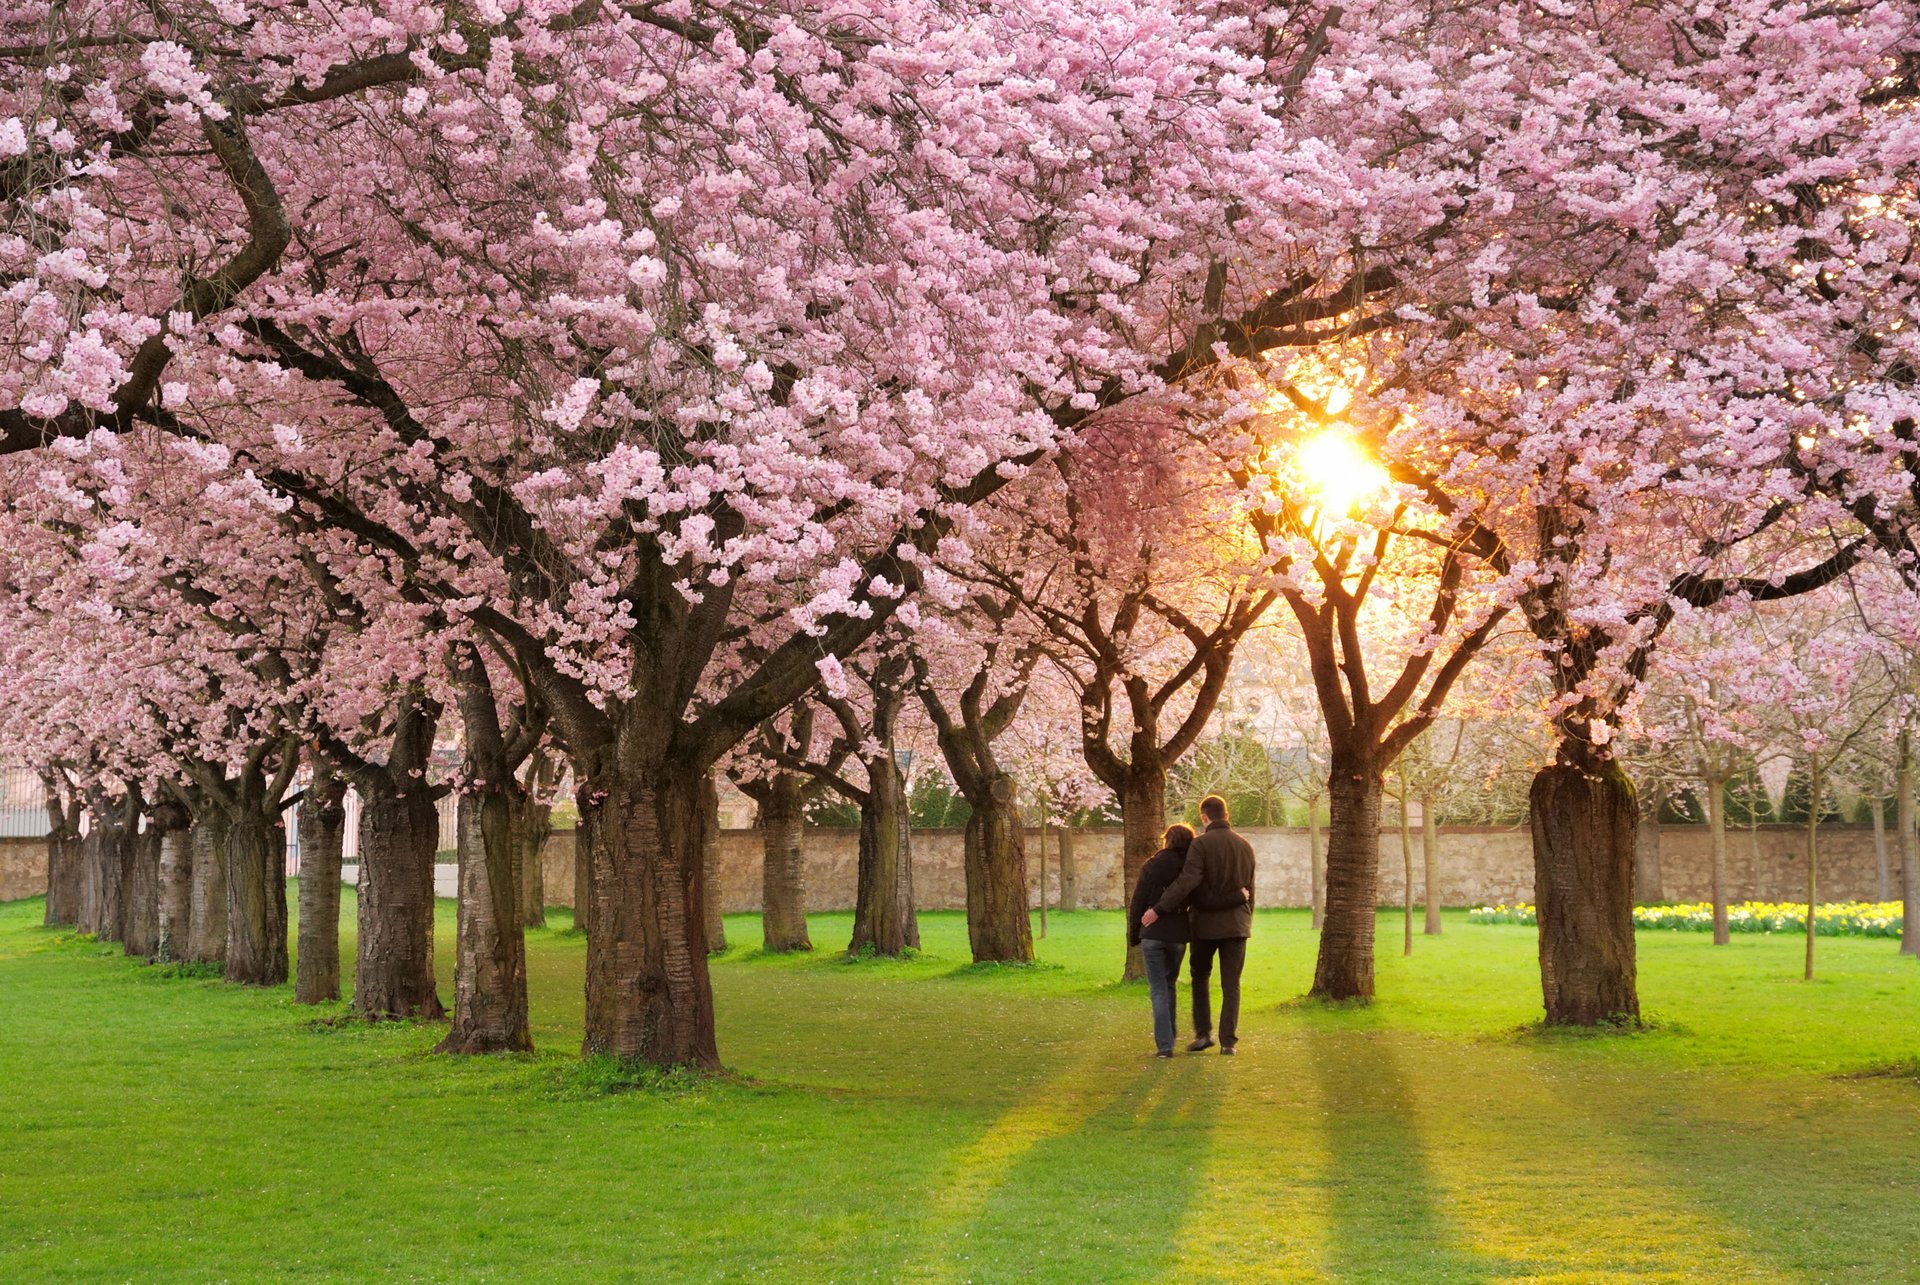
[1296,431,1387,517]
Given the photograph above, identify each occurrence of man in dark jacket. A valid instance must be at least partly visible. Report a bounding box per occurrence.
[1142,795,1255,1054]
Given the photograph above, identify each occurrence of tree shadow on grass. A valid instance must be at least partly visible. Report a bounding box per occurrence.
[1532,1052,1920,1280]
[1305,1029,1503,1282]
[888,1058,1220,1283]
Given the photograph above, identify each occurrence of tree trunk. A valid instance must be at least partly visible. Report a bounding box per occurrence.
[1057,824,1078,911]
[1312,756,1383,1001]
[1872,796,1890,904]
[155,814,192,962]
[438,787,532,1054]
[758,774,811,952]
[1118,766,1167,981]
[850,755,917,955]
[78,802,126,940]
[42,788,82,927]
[1900,732,1918,958]
[1421,795,1441,936]
[962,773,1032,964]
[1531,761,1639,1026]
[354,782,445,1019]
[574,782,596,939]
[1804,757,1820,982]
[1398,789,1413,956]
[296,780,347,1003]
[1035,799,1048,939]
[187,811,229,965]
[224,804,289,987]
[1706,773,1731,945]
[700,772,726,953]
[578,743,717,1069]
[121,822,160,958]
[513,788,551,929]
[1309,796,1325,931]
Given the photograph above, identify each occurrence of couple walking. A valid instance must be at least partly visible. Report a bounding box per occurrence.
[1127,795,1255,1058]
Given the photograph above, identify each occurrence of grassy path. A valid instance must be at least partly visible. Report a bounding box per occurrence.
[0,894,1915,1281]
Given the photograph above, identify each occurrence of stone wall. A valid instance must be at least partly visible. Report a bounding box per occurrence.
[533,821,1910,912]
[5,821,1894,910]
[0,836,46,902]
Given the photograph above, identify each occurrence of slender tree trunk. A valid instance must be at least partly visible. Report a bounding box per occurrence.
[513,788,551,929]
[1900,732,1918,958]
[296,779,347,1003]
[578,741,717,1069]
[850,756,916,955]
[1118,766,1167,980]
[1398,788,1413,957]
[224,802,289,987]
[1531,760,1640,1025]
[700,773,725,953]
[574,782,596,939]
[1872,796,1890,904]
[1309,796,1325,931]
[187,811,229,965]
[1421,796,1441,936]
[758,774,811,952]
[1707,773,1731,945]
[1748,779,1765,899]
[1035,799,1048,939]
[439,787,532,1053]
[1805,757,1820,982]
[1057,823,1077,912]
[354,782,445,1019]
[1312,755,1383,1001]
[155,811,192,962]
[962,773,1032,964]
[121,821,160,958]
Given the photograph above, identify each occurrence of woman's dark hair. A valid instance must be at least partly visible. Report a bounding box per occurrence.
[1161,823,1195,853]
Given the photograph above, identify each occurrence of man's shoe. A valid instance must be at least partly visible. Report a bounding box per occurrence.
[1187,1035,1215,1053]
[1220,1044,1237,1056]
[1155,1049,1173,1059]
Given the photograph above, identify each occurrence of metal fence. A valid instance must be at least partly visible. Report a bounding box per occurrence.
[0,766,49,838]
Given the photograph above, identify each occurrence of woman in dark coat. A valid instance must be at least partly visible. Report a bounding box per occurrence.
[1128,825,1195,1058]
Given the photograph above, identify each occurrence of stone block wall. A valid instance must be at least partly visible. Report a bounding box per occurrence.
[3,823,1903,911]
[531,822,1909,912]
[0,836,46,902]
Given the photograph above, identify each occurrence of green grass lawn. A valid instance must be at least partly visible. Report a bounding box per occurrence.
[1,892,1916,1282]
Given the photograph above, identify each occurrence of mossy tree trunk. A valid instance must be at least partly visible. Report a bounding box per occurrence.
[754,773,812,953]
[440,643,542,1054]
[40,773,83,928]
[350,696,445,1021]
[187,808,230,966]
[154,797,193,961]
[121,796,162,959]
[1531,759,1639,1025]
[296,773,348,1003]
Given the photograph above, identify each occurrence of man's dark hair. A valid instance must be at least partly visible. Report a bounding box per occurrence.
[1199,795,1228,823]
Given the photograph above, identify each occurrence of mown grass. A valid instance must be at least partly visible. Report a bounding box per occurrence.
[0,892,1916,1282]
